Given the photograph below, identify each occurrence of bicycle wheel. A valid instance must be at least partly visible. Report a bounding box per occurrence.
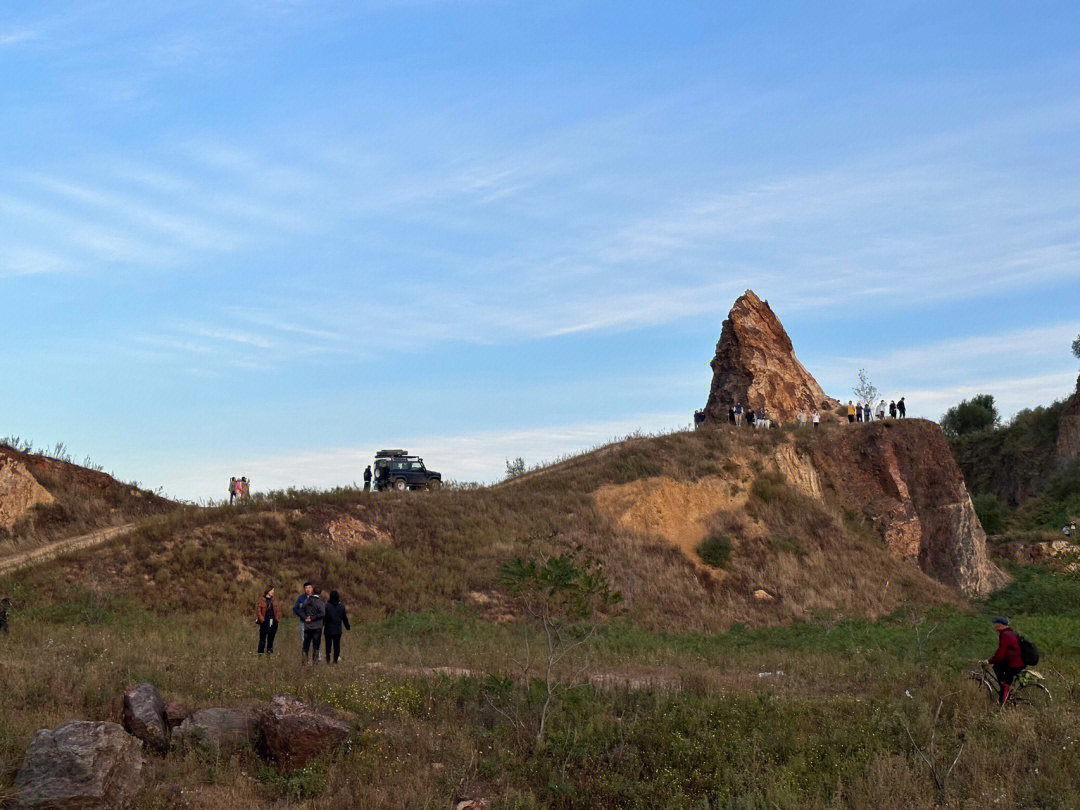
[1013,683,1052,708]
[968,673,997,702]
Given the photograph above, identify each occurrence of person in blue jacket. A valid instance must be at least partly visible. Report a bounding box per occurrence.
[293,582,313,653]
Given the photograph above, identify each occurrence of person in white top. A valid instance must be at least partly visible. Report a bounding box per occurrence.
[811,410,820,429]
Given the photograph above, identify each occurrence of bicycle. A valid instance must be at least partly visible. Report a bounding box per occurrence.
[968,660,1051,707]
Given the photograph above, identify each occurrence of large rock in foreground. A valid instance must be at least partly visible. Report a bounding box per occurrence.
[258,695,349,771]
[1057,374,1080,461]
[0,454,54,532]
[121,683,168,753]
[704,290,836,423]
[14,721,143,810]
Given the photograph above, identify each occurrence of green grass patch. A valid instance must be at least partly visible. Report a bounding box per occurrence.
[696,533,732,569]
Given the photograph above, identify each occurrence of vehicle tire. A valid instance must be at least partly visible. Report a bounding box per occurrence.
[1014,683,1052,708]
[428,479,441,491]
[394,479,407,492]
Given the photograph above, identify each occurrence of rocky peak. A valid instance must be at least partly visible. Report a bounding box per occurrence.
[1057,373,1080,461]
[703,290,836,422]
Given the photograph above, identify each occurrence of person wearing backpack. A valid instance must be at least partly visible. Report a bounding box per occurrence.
[987,616,1025,705]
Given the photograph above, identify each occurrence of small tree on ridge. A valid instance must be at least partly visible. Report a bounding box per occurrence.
[853,368,879,409]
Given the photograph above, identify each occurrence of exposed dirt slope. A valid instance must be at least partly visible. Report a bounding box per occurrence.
[0,445,172,545]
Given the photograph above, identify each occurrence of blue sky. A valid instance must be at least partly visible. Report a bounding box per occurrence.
[2,1,1079,500]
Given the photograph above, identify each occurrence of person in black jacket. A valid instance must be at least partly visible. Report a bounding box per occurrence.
[301,588,326,665]
[323,590,351,664]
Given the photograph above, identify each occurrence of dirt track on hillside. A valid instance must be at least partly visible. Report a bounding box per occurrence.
[0,523,136,578]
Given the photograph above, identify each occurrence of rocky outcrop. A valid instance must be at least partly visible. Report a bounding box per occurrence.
[1057,374,1080,460]
[258,695,349,771]
[809,420,1009,596]
[14,721,143,810]
[0,454,54,532]
[121,684,168,753]
[703,290,836,423]
[173,707,258,754]
[996,538,1080,571]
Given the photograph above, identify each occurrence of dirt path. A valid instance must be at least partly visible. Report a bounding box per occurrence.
[0,523,136,578]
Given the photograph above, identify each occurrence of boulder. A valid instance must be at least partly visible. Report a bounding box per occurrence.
[703,290,837,423]
[258,695,349,771]
[1057,374,1080,461]
[121,683,168,753]
[173,707,258,754]
[163,698,191,731]
[13,721,143,810]
[0,454,54,532]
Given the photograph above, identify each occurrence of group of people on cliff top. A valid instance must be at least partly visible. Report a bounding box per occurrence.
[254,583,351,665]
[715,397,908,429]
[227,476,250,504]
[843,397,906,424]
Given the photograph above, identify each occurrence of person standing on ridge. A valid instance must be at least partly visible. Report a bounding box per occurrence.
[987,616,1024,705]
[301,588,327,665]
[877,400,887,420]
[322,590,351,664]
[293,582,313,653]
[228,477,237,505]
[847,401,856,423]
[897,396,907,418]
[363,465,372,491]
[256,586,280,655]
[889,400,897,419]
[812,410,820,429]
[856,403,863,423]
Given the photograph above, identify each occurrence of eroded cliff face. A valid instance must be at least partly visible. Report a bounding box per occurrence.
[0,454,55,532]
[704,290,836,423]
[1057,374,1080,461]
[807,420,1008,596]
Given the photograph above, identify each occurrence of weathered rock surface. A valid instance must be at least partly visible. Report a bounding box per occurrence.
[1057,374,1080,461]
[258,695,349,771]
[122,683,168,753]
[163,698,191,731]
[0,454,54,532]
[173,707,258,753]
[809,420,1009,595]
[996,538,1080,572]
[14,721,143,810]
[704,290,836,423]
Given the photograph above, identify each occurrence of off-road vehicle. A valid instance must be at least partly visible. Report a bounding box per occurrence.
[373,449,442,491]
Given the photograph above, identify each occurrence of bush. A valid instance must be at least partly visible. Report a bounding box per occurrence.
[941,394,999,440]
[696,533,732,568]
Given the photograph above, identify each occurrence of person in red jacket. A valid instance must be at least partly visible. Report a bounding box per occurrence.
[987,616,1024,705]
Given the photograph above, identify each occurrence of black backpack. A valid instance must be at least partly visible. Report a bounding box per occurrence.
[1018,635,1040,667]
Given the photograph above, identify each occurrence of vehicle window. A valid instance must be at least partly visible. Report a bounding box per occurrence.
[410,462,422,470]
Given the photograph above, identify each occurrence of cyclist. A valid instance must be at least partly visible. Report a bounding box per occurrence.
[987,616,1024,705]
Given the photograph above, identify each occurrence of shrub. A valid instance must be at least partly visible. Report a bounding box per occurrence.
[696,533,732,568]
[940,394,999,440]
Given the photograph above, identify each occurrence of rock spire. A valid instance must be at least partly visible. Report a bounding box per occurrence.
[703,290,835,422]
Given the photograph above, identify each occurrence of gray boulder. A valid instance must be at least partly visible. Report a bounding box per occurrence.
[121,683,168,753]
[258,695,349,771]
[14,721,143,810]
[173,707,258,754]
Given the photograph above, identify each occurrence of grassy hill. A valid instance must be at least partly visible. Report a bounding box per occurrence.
[2,422,1079,808]
[0,442,174,553]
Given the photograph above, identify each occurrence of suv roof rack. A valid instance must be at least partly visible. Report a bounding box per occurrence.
[375,449,409,457]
